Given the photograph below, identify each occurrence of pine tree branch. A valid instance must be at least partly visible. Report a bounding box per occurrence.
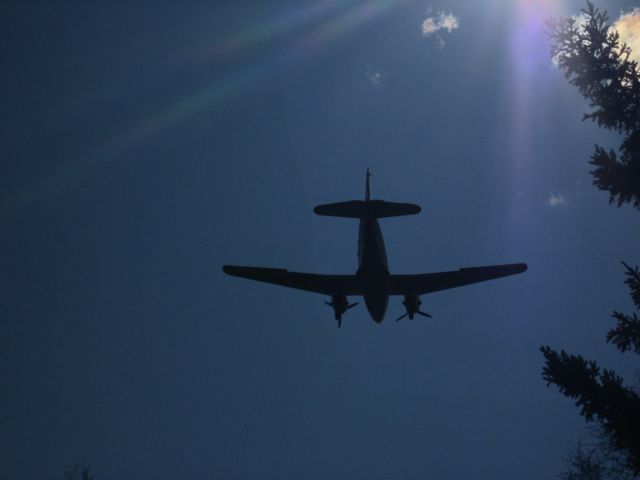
[541,346,640,474]
[547,1,640,209]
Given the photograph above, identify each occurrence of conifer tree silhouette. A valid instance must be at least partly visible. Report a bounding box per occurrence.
[541,2,640,477]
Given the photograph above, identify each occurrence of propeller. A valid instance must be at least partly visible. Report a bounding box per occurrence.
[396,310,432,321]
[324,301,359,311]
[396,294,432,321]
[325,298,358,327]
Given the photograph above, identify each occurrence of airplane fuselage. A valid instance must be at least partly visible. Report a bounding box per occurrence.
[357,210,389,323]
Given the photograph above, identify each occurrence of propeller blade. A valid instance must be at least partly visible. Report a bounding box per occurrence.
[396,313,408,322]
[417,311,432,318]
[346,302,359,310]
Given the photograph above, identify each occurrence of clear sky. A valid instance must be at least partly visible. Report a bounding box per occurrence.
[2,1,639,479]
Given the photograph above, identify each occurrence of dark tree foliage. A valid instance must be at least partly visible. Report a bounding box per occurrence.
[547,1,640,208]
[564,436,640,480]
[561,443,608,480]
[541,260,640,476]
[541,345,640,474]
[63,460,93,480]
[542,4,640,477]
[608,263,640,354]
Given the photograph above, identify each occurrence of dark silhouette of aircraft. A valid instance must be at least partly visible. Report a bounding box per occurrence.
[223,170,527,327]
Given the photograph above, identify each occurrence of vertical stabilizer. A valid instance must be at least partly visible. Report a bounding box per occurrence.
[365,168,371,201]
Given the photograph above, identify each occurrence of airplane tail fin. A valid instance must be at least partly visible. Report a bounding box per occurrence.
[365,167,371,201]
[313,169,421,218]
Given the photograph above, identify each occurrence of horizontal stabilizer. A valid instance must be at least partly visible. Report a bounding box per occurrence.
[314,200,421,219]
[368,200,421,218]
[314,200,364,218]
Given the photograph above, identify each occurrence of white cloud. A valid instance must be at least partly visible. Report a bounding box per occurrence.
[613,8,640,64]
[365,65,382,85]
[548,193,569,207]
[422,11,459,35]
[421,11,459,47]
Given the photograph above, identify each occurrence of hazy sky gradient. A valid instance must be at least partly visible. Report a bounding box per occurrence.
[2,1,639,479]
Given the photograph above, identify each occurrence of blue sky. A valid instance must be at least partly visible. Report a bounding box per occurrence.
[2,1,639,479]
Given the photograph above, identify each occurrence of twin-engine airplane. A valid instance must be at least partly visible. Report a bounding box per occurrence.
[223,170,527,327]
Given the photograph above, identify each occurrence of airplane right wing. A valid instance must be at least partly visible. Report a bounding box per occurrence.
[223,265,364,295]
[388,263,527,295]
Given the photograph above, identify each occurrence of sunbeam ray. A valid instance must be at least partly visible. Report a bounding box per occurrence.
[2,0,404,221]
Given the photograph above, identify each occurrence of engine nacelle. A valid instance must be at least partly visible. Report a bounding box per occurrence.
[328,293,349,319]
[402,294,421,319]
[325,293,358,327]
[396,294,432,321]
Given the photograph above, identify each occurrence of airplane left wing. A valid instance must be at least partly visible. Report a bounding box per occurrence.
[388,263,527,295]
[223,266,364,295]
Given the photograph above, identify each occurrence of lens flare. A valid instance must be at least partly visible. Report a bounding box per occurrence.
[2,0,404,220]
[108,0,400,154]
[504,0,566,250]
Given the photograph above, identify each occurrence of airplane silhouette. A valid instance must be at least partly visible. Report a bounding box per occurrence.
[223,170,527,326]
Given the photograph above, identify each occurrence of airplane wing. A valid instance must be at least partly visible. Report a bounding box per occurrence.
[388,263,527,295]
[223,266,364,295]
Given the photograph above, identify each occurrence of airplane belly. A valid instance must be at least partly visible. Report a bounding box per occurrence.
[365,291,388,323]
[361,271,389,323]
[358,218,389,322]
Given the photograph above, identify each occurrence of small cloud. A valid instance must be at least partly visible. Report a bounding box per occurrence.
[421,11,459,47]
[548,193,569,207]
[613,8,640,64]
[365,65,382,85]
[422,11,459,35]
